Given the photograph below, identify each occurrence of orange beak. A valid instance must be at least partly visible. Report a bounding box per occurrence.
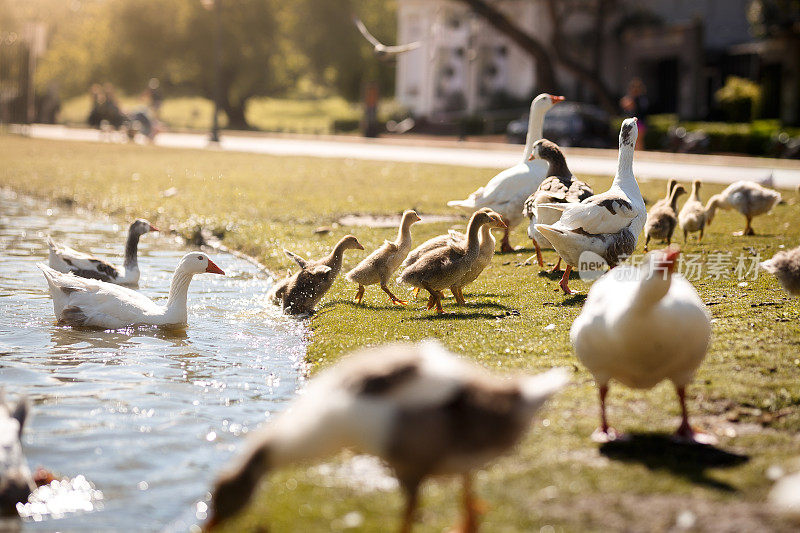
[494,216,508,228]
[550,95,565,104]
[661,246,681,273]
[528,153,536,161]
[149,224,159,232]
[355,241,365,250]
[205,258,225,275]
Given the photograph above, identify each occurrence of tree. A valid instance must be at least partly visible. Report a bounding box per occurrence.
[453,0,619,113]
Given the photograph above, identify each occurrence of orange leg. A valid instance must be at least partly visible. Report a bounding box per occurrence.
[399,481,420,533]
[354,285,365,304]
[674,385,718,445]
[549,257,562,273]
[451,285,466,305]
[381,283,407,306]
[559,265,573,294]
[412,287,420,298]
[451,473,485,533]
[500,220,515,253]
[591,384,621,443]
[533,239,543,267]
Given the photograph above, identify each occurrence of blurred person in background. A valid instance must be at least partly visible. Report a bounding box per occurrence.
[620,78,649,150]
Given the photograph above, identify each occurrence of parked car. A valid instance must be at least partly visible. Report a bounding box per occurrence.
[506,102,614,148]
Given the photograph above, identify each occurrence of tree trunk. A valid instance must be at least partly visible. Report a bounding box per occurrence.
[223,98,250,130]
[545,0,618,114]
[455,0,559,93]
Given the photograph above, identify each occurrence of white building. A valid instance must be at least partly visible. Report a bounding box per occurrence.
[396,0,540,118]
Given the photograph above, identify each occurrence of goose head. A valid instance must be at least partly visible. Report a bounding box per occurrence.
[340,235,365,251]
[177,252,225,275]
[619,117,638,148]
[472,209,506,229]
[634,246,681,307]
[528,139,562,162]
[401,210,422,227]
[532,93,565,113]
[130,219,159,236]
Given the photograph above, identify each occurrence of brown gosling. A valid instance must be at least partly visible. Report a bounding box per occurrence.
[276,235,364,315]
[402,208,498,302]
[345,210,421,306]
[678,180,707,242]
[206,341,569,532]
[397,210,506,313]
[760,245,800,296]
[705,180,782,236]
[644,183,686,251]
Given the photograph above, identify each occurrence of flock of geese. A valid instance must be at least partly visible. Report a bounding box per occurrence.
[3,93,799,530]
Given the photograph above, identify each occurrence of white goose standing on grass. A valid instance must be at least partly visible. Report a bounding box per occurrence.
[47,219,158,285]
[571,247,715,444]
[38,252,224,329]
[447,94,564,252]
[535,118,646,294]
[206,341,569,532]
[704,180,782,236]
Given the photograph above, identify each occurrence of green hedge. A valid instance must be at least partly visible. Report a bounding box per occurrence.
[643,115,800,155]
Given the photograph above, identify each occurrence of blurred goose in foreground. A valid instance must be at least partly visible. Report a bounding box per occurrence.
[274,235,364,315]
[47,219,158,285]
[39,252,224,329]
[448,94,564,252]
[643,184,686,250]
[0,395,34,517]
[760,245,800,296]
[207,341,569,532]
[353,16,422,59]
[705,180,782,236]
[522,139,593,270]
[397,210,505,312]
[571,247,715,444]
[678,180,707,242]
[535,118,646,294]
[346,211,421,305]
[769,468,800,522]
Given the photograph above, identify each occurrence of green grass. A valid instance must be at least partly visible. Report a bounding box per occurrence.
[1,135,799,531]
[57,95,404,134]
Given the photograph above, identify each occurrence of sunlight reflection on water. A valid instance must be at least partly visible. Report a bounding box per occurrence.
[0,190,307,531]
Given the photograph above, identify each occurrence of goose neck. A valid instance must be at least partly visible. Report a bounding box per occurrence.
[124,230,141,269]
[165,269,195,314]
[522,103,548,161]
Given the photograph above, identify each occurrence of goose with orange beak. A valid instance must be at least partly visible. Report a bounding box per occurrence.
[39,252,225,329]
[571,246,716,444]
[448,94,565,252]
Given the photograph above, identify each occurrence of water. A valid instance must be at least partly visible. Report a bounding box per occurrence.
[0,190,308,531]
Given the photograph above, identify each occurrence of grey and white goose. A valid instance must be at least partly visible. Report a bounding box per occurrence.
[47,219,158,285]
[0,395,35,518]
[207,341,568,532]
[522,139,593,271]
[535,118,647,294]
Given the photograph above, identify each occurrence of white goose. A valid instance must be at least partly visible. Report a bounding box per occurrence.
[705,180,782,236]
[0,395,34,517]
[47,219,158,285]
[39,252,224,329]
[535,118,646,294]
[571,247,715,444]
[447,94,564,252]
[207,341,568,531]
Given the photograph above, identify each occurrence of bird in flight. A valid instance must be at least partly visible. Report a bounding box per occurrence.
[353,16,422,59]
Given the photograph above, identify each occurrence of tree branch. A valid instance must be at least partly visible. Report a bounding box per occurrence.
[455,0,558,93]
[545,0,617,113]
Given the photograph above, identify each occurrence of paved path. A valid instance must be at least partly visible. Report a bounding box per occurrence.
[18,124,800,188]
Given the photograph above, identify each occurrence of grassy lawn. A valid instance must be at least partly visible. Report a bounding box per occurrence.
[57,95,403,134]
[1,135,799,531]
